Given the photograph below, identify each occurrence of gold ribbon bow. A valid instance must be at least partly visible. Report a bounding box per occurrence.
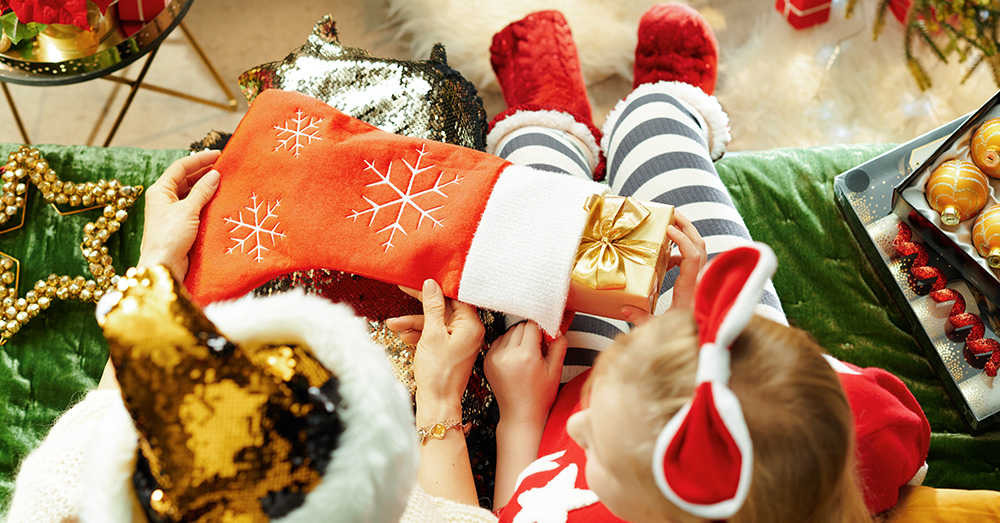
[572,195,662,290]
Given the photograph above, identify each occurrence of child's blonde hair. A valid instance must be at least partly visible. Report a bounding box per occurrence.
[590,309,872,523]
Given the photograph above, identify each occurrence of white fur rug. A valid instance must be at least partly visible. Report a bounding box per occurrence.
[383,0,999,152]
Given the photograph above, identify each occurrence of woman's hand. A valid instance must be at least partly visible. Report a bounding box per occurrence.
[137,149,222,280]
[485,321,567,425]
[384,283,456,346]
[391,281,485,506]
[387,279,485,408]
[621,210,706,326]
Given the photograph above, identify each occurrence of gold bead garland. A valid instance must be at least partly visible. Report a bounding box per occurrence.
[0,146,142,344]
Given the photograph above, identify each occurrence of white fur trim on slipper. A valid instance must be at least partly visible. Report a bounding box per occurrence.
[602,81,731,160]
[487,109,600,170]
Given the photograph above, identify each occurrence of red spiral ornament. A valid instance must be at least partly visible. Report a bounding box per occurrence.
[894,222,1000,377]
[893,222,947,292]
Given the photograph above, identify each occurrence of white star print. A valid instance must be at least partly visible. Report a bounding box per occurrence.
[515,451,565,491]
[512,464,599,523]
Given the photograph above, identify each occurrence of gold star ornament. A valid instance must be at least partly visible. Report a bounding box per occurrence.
[0,146,142,344]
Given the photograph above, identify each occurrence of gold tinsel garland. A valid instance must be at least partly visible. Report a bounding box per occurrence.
[0,146,142,344]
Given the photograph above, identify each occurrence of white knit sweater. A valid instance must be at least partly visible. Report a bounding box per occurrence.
[7,389,499,523]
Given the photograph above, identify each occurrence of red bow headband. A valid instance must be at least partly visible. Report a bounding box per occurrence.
[652,243,776,519]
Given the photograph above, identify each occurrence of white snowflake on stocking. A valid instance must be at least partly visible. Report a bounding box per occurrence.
[274,109,323,157]
[348,144,463,251]
[225,193,286,262]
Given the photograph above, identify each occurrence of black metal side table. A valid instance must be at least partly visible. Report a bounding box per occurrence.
[0,0,237,146]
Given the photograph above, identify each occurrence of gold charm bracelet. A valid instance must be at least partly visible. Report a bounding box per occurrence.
[417,419,471,445]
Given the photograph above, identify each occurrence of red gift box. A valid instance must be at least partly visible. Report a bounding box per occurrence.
[121,21,144,37]
[775,0,831,30]
[117,0,167,22]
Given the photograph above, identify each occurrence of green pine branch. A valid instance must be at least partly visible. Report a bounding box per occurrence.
[847,0,1000,90]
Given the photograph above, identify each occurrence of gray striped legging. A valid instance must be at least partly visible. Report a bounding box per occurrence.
[493,85,787,382]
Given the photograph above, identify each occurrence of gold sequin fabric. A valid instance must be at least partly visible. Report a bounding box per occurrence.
[238,15,487,151]
[255,270,504,508]
[100,266,344,522]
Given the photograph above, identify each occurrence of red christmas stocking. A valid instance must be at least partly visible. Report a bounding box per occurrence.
[185,89,606,334]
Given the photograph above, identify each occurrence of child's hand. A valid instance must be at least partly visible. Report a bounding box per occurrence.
[666,211,707,310]
[621,210,706,326]
[137,150,222,280]
[485,321,567,425]
[487,322,567,509]
[388,279,485,405]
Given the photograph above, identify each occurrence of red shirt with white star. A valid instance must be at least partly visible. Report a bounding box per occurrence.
[496,356,929,521]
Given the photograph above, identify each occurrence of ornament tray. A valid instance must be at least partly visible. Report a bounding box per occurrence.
[835,114,1000,432]
[891,90,1000,307]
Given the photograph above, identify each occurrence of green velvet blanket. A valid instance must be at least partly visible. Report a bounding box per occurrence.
[0,142,997,517]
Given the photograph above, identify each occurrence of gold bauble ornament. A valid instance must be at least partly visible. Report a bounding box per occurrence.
[925,159,989,226]
[974,204,1000,268]
[972,118,1000,178]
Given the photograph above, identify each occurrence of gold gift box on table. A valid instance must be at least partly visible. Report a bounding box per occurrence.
[566,195,674,320]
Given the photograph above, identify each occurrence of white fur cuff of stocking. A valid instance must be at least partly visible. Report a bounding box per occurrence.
[459,164,608,335]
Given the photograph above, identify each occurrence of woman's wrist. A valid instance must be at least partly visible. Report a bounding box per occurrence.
[135,251,161,268]
[136,251,174,271]
[413,367,473,405]
[414,395,463,427]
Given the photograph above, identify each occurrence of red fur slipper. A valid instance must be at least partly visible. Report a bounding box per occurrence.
[634,3,719,95]
[489,10,605,180]
[490,10,592,123]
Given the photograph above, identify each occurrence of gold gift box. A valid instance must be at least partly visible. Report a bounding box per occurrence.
[566,195,674,320]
